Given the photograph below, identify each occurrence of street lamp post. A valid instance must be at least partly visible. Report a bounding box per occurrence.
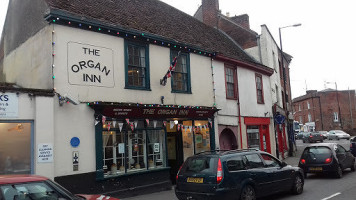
[279,23,301,157]
[326,81,342,129]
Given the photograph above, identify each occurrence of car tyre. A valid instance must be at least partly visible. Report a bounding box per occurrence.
[240,185,256,200]
[335,165,343,178]
[291,174,304,195]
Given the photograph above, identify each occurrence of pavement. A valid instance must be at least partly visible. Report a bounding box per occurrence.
[122,146,303,200]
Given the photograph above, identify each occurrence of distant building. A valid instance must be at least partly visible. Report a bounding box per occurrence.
[293,89,356,134]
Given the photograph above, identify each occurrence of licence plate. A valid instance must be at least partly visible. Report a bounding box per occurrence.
[309,167,322,171]
[187,177,204,183]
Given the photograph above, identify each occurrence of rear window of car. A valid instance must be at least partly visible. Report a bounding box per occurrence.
[303,147,332,156]
[182,157,216,174]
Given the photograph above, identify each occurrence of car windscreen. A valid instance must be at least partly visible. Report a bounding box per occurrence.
[0,181,66,200]
[182,157,216,174]
[303,146,332,157]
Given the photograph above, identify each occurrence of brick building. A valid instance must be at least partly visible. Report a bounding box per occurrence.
[195,0,295,158]
[293,89,356,134]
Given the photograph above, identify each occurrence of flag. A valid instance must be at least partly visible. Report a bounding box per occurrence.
[160,51,181,86]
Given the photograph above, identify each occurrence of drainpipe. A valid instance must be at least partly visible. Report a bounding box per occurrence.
[236,68,243,149]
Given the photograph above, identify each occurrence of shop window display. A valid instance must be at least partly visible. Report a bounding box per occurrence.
[102,120,166,177]
[247,126,260,149]
[194,120,210,154]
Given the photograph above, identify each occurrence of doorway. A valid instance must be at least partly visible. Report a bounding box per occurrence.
[219,128,238,150]
[167,132,183,184]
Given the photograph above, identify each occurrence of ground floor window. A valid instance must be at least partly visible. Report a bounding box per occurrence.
[102,120,166,177]
[247,126,260,149]
[0,122,32,175]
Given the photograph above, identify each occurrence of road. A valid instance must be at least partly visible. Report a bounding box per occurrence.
[122,139,356,200]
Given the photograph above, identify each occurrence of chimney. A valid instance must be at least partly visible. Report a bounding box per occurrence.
[230,14,250,29]
[202,0,219,28]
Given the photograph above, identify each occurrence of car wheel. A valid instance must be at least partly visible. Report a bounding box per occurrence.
[240,185,256,200]
[335,165,343,178]
[291,174,304,195]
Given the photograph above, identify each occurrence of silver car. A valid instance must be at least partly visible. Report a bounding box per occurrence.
[328,130,350,140]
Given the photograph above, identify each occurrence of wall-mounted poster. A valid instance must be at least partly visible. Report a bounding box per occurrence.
[37,143,53,163]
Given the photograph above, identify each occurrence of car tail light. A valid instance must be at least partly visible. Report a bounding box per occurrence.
[300,159,306,164]
[176,164,183,181]
[217,158,223,184]
[309,135,313,138]
[325,158,332,164]
[351,143,353,148]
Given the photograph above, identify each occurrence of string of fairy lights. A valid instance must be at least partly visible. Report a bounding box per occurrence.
[47,15,216,58]
[48,14,219,109]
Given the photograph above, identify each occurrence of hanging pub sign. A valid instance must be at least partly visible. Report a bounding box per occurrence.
[67,42,114,87]
[0,93,18,118]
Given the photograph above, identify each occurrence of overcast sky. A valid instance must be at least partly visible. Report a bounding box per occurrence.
[1,0,355,98]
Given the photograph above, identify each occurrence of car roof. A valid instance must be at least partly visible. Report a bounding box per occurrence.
[0,175,48,185]
[193,149,261,157]
[308,143,337,148]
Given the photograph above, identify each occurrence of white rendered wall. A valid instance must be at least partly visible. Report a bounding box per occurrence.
[52,25,215,107]
[1,27,53,89]
[34,96,55,179]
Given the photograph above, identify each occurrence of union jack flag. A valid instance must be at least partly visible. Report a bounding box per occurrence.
[160,51,181,86]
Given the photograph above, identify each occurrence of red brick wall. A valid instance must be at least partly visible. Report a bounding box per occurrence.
[202,0,219,28]
[293,90,356,134]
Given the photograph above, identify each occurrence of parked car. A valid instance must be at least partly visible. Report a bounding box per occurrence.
[296,132,305,140]
[0,175,120,200]
[298,143,355,178]
[318,131,328,139]
[350,136,356,157]
[328,130,351,140]
[175,149,304,200]
[302,132,324,143]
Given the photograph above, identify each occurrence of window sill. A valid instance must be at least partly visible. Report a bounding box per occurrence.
[171,90,192,94]
[99,167,170,180]
[125,86,152,91]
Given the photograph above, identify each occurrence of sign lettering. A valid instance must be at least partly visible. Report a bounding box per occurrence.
[68,42,114,87]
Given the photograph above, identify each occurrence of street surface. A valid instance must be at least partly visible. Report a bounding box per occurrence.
[122,139,356,200]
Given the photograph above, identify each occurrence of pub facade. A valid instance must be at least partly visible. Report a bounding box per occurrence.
[0,0,252,196]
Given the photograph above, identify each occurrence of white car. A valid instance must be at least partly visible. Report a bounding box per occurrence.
[328,130,350,140]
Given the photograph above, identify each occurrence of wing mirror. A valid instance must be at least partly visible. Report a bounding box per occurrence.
[281,161,287,168]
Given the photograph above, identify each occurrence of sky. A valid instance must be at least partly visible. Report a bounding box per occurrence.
[1,0,355,98]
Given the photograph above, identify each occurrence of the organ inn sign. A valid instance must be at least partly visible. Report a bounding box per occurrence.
[68,42,114,87]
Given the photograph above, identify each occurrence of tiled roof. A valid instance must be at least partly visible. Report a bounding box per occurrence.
[44,0,265,67]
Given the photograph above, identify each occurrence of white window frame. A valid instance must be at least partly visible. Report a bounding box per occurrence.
[333,112,339,122]
[308,113,312,122]
[307,101,310,109]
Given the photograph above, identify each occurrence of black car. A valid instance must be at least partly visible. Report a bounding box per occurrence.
[175,149,304,200]
[298,143,355,178]
[302,132,324,143]
[350,137,356,157]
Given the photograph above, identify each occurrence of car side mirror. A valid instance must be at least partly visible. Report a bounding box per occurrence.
[281,162,287,168]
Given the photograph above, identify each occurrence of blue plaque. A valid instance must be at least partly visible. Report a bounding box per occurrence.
[70,137,80,147]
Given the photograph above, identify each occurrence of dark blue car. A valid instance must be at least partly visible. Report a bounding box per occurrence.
[175,149,304,200]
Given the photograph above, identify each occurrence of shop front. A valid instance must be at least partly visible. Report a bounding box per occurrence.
[54,103,217,196]
[244,117,271,153]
